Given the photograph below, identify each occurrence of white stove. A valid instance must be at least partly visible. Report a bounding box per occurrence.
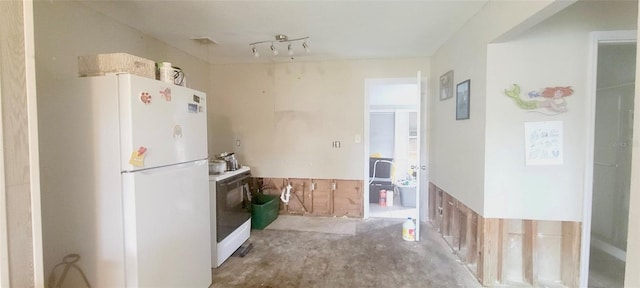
[209,166,251,267]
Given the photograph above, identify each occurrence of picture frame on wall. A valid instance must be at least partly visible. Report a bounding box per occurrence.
[456,79,470,120]
[439,70,454,101]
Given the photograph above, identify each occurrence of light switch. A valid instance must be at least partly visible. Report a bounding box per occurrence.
[355,134,361,143]
[236,139,241,146]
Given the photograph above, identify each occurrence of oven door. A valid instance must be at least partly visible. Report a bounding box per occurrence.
[216,172,251,242]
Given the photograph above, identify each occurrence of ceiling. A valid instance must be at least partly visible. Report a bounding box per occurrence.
[82,0,488,64]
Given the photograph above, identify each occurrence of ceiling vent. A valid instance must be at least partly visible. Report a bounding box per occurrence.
[190,37,218,45]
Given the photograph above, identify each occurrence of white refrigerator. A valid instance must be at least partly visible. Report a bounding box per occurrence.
[44,73,211,287]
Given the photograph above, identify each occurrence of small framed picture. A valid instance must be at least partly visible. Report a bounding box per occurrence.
[456,79,470,120]
[439,70,454,100]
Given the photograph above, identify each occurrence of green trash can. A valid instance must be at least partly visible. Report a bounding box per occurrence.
[251,194,279,230]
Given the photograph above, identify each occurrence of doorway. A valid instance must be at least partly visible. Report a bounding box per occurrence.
[582,31,636,288]
[364,78,420,221]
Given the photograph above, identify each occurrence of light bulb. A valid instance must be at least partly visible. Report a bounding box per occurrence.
[252,46,259,58]
[288,43,294,56]
[271,44,279,56]
[302,41,310,53]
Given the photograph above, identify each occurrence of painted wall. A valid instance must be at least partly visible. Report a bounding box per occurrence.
[34,1,209,92]
[33,1,209,283]
[208,59,429,180]
[484,0,638,221]
[429,0,568,215]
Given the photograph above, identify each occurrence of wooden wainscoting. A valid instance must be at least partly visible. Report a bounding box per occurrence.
[251,178,363,218]
[428,183,581,287]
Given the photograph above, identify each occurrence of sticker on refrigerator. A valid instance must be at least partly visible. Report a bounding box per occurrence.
[193,95,200,103]
[173,125,183,139]
[188,103,198,113]
[129,146,147,167]
[198,106,204,112]
[140,92,152,104]
[160,88,172,101]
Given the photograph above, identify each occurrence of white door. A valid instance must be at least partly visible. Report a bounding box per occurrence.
[122,160,211,287]
[118,74,208,171]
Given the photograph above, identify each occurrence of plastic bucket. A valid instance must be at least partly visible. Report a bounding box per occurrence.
[251,194,279,230]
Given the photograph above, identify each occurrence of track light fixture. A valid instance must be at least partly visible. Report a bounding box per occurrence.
[288,43,294,56]
[302,41,310,53]
[249,34,310,58]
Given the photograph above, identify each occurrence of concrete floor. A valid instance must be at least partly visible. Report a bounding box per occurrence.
[370,202,416,219]
[211,218,481,288]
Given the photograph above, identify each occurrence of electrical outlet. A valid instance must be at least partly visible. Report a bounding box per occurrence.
[236,139,241,146]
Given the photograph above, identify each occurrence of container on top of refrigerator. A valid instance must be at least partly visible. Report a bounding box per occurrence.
[159,62,186,86]
[78,53,156,79]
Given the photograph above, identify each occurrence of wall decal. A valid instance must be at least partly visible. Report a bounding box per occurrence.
[504,84,574,115]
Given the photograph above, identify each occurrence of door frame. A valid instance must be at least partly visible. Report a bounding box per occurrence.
[363,76,425,226]
[580,30,637,287]
[24,0,45,285]
[0,51,9,288]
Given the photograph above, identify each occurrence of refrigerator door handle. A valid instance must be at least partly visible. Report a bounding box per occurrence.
[123,159,208,174]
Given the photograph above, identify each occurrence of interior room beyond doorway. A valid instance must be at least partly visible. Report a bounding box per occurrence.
[367,79,419,219]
